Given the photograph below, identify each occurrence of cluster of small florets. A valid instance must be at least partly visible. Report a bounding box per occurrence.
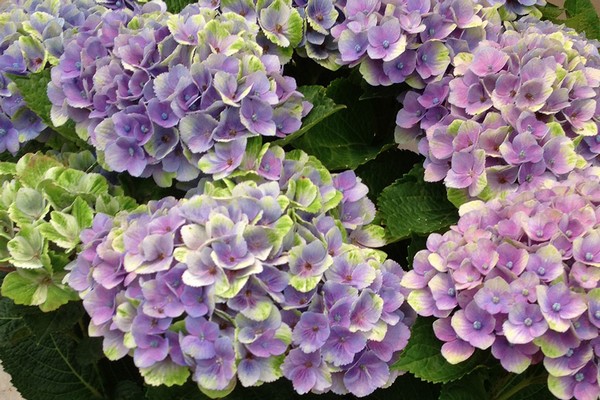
[68,146,413,398]
[48,4,309,186]
[401,168,600,400]
[0,0,107,154]
[329,0,506,86]
[396,20,599,199]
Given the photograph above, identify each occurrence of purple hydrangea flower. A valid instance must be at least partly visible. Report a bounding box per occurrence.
[68,146,411,397]
[402,168,600,398]
[49,5,309,186]
[396,20,599,200]
[0,0,105,152]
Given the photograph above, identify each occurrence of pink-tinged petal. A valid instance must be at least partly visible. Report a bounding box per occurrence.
[470,47,509,77]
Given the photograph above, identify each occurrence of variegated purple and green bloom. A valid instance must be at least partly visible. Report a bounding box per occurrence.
[396,19,600,200]
[0,0,111,154]
[67,145,414,398]
[401,168,600,400]
[48,4,310,186]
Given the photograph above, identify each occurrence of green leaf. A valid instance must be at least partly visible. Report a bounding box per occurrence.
[38,196,93,250]
[39,211,79,250]
[378,165,458,243]
[0,332,104,400]
[355,149,423,200]
[0,297,31,347]
[16,153,63,188]
[274,85,346,146]
[392,318,487,383]
[439,371,488,400]
[565,0,596,15]
[564,11,600,40]
[75,337,104,366]
[489,365,551,400]
[113,381,146,400]
[96,194,138,216]
[291,77,395,170]
[21,301,84,343]
[0,162,16,176]
[1,269,77,311]
[6,70,89,148]
[539,3,564,22]
[71,196,94,230]
[8,187,49,225]
[7,225,47,269]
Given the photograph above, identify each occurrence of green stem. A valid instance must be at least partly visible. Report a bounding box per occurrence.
[492,373,548,400]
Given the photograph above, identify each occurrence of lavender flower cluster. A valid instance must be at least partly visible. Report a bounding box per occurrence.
[401,168,600,400]
[67,146,413,397]
[396,19,600,199]
[285,0,543,73]
[0,0,106,154]
[48,4,309,186]
[330,0,506,87]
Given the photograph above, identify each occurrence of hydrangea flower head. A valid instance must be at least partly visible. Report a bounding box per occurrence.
[397,19,600,200]
[49,4,310,186]
[68,146,413,397]
[402,168,600,399]
[0,0,110,153]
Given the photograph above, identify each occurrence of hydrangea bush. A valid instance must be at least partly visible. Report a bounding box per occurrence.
[402,168,600,399]
[67,146,413,397]
[0,0,598,399]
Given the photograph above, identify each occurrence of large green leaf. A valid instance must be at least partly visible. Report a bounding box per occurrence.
[0,332,104,400]
[274,85,346,146]
[6,70,89,148]
[0,296,104,400]
[7,225,48,269]
[291,77,396,170]
[0,297,31,347]
[15,153,62,189]
[378,165,458,243]
[489,365,551,400]
[539,0,600,40]
[1,269,77,311]
[564,11,600,40]
[564,0,597,15]
[355,149,423,200]
[20,301,84,344]
[392,318,487,384]
[439,371,488,400]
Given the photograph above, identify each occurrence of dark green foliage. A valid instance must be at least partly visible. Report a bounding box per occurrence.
[539,0,600,40]
[288,76,398,171]
[378,166,458,243]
